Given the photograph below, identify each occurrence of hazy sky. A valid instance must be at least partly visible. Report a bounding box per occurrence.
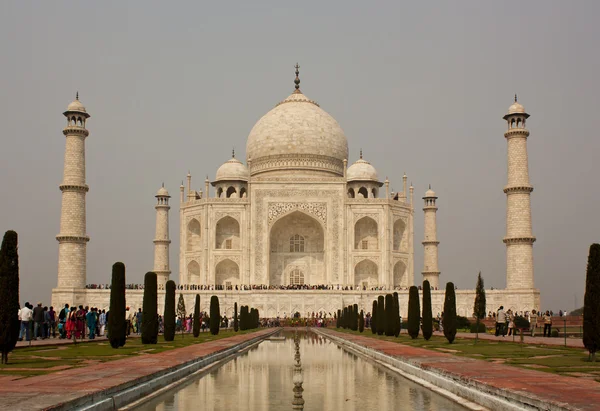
[1,1,598,311]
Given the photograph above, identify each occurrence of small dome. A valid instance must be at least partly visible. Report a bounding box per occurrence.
[215,156,249,181]
[508,101,525,115]
[156,186,169,197]
[347,156,379,182]
[424,188,437,198]
[66,99,87,113]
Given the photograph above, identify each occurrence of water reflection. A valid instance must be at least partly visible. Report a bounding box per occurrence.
[137,331,466,411]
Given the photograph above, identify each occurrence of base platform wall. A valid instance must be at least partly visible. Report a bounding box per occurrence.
[52,288,540,319]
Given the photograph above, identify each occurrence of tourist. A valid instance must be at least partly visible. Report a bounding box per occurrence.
[86,308,97,340]
[495,306,506,337]
[507,310,515,336]
[530,309,537,337]
[47,306,56,338]
[543,311,552,337]
[136,308,142,335]
[125,307,131,336]
[19,302,33,342]
[66,308,77,340]
[76,305,86,340]
[99,310,107,336]
[33,302,45,340]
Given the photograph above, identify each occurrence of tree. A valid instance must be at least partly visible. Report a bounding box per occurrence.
[393,292,401,337]
[473,272,487,342]
[209,296,220,335]
[385,294,394,336]
[0,231,19,364]
[336,309,341,328]
[163,280,176,341]
[353,304,359,331]
[407,286,421,339]
[443,282,457,343]
[584,244,600,361]
[422,280,433,341]
[177,294,187,338]
[108,262,127,348]
[193,294,201,337]
[141,272,158,344]
[359,310,365,333]
[343,307,348,329]
[376,296,385,335]
[371,300,377,334]
[240,305,247,331]
[234,302,239,332]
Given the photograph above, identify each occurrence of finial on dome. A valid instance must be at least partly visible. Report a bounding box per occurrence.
[360,149,363,159]
[514,94,518,103]
[294,63,301,92]
[232,147,235,158]
[429,184,431,189]
[162,182,164,188]
[76,91,79,101]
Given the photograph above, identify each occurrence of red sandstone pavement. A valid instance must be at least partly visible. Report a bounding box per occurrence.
[435,330,584,348]
[323,329,600,411]
[0,329,273,411]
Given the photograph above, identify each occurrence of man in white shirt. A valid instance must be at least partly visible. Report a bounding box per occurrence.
[99,310,107,336]
[20,302,33,341]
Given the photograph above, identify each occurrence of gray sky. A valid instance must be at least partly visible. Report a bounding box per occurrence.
[1,1,598,311]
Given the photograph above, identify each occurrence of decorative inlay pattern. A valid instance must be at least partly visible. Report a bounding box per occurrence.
[250,154,344,176]
[214,254,241,265]
[215,211,241,222]
[268,202,327,227]
[353,255,380,267]
[353,213,379,224]
[255,189,341,282]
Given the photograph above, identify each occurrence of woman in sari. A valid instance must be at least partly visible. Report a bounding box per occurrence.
[66,309,77,340]
[76,305,86,339]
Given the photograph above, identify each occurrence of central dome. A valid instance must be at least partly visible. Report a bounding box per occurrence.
[246,90,349,177]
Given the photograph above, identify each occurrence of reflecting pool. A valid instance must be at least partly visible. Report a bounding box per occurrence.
[136,331,467,411]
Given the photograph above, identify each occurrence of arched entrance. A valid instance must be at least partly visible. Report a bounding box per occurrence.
[355,259,378,289]
[215,259,239,289]
[393,260,407,288]
[269,211,325,286]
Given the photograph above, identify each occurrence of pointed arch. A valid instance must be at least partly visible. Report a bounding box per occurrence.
[186,218,201,251]
[226,186,237,198]
[215,259,239,287]
[393,260,407,288]
[215,216,240,249]
[358,187,368,198]
[187,260,200,284]
[216,187,223,198]
[393,218,406,251]
[354,216,378,250]
[268,210,324,286]
[355,259,378,288]
[347,188,355,198]
[240,187,247,198]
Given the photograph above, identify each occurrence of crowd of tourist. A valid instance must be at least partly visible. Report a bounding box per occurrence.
[85,283,426,291]
[493,306,565,338]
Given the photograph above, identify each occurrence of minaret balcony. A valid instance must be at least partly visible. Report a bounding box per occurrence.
[504,129,529,139]
[56,234,90,243]
[59,184,89,193]
[503,236,536,245]
[63,127,89,137]
[503,185,533,194]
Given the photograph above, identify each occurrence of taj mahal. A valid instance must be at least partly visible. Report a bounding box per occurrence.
[51,66,540,318]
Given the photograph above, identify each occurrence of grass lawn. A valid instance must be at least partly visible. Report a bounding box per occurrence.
[0,329,257,378]
[333,328,600,381]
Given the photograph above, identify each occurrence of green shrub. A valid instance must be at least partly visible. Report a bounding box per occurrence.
[0,230,20,364]
[584,244,600,360]
[513,315,530,330]
[108,262,127,348]
[141,272,158,344]
[385,294,394,336]
[234,302,239,332]
[209,296,220,335]
[470,322,486,333]
[376,296,385,335]
[353,304,359,331]
[359,310,364,333]
[407,287,420,339]
[422,281,433,341]
[443,282,457,343]
[551,329,559,338]
[371,301,377,334]
[393,292,400,337]
[193,294,200,337]
[163,280,176,341]
[456,315,471,329]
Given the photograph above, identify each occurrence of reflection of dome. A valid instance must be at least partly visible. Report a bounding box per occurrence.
[215,156,249,181]
[347,156,378,182]
[156,186,169,197]
[246,90,348,177]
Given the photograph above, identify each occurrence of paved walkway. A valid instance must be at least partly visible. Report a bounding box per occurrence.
[323,329,600,411]
[0,329,273,411]
[435,330,584,348]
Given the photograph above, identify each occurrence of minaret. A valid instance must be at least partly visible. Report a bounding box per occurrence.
[422,185,440,289]
[503,96,535,289]
[56,94,90,290]
[154,184,171,287]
